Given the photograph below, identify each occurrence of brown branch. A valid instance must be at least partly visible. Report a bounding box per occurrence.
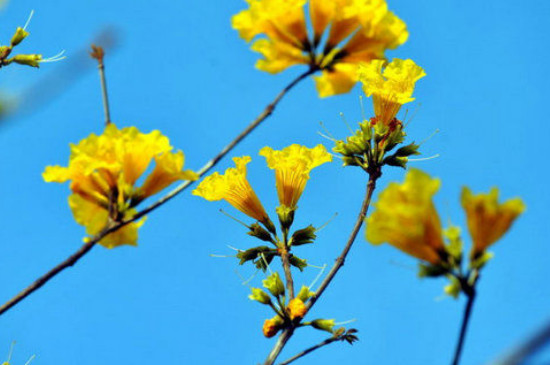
[492,319,550,365]
[90,44,111,126]
[263,170,380,365]
[277,335,344,365]
[280,244,295,299]
[0,67,318,317]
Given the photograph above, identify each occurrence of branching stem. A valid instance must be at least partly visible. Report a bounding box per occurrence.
[0,66,318,317]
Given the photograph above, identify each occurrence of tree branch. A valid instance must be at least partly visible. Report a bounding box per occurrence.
[0,67,318,317]
[277,335,344,365]
[263,170,380,365]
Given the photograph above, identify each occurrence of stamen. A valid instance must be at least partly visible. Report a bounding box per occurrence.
[7,341,15,362]
[359,95,367,121]
[318,121,337,140]
[339,112,354,134]
[334,318,357,326]
[40,50,67,63]
[418,128,440,146]
[24,355,36,365]
[408,154,440,162]
[317,212,338,232]
[23,10,35,31]
[309,263,327,290]
[219,209,249,228]
[259,252,273,274]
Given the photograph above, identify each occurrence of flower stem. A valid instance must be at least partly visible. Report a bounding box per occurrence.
[451,289,477,365]
[90,45,111,126]
[280,244,295,299]
[263,170,380,365]
[278,335,344,365]
[0,67,318,317]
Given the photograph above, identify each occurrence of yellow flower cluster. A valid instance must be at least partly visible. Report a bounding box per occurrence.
[358,58,426,126]
[193,144,331,222]
[367,169,525,264]
[43,124,198,248]
[232,0,408,97]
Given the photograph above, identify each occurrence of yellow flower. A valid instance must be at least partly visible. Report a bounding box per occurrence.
[232,0,408,97]
[461,187,525,258]
[287,298,307,320]
[262,315,284,338]
[366,169,446,264]
[192,156,269,223]
[43,124,198,248]
[260,144,332,209]
[358,58,426,125]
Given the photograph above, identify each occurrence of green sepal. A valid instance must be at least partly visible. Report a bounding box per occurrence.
[263,272,285,297]
[394,143,421,158]
[289,255,308,271]
[247,223,274,243]
[418,263,447,278]
[11,27,29,46]
[296,285,315,302]
[311,319,335,333]
[470,251,494,270]
[382,155,408,169]
[444,225,463,267]
[342,156,364,167]
[255,251,276,272]
[290,225,317,246]
[12,54,42,68]
[249,288,272,305]
[444,276,461,299]
[236,246,272,265]
[276,205,296,231]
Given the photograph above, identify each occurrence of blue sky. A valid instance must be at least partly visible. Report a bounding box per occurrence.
[1,0,549,364]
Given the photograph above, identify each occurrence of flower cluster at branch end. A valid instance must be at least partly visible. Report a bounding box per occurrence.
[43,124,198,248]
[366,168,525,297]
[232,0,408,97]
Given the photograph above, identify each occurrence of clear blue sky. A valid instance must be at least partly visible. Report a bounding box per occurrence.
[1,1,549,364]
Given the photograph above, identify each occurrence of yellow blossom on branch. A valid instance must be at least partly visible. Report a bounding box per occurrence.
[461,187,525,259]
[358,58,426,126]
[260,144,332,209]
[366,169,446,264]
[263,315,284,338]
[43,124,198,248]
[287,297,307,321]
[192,156,270,224]
[232,0,408,97]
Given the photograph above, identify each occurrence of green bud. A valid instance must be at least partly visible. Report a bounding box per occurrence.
[290,225,316,246]
[311,319,335,333]
[12,54,42,68]
[359,120,373,139]
[248,223,274,242]
[418,263,447,278]
[382,155,408,169]
[11,27,29,46]
[297,285,315,302]
[342,156,364,167]
[249,288,272,305]
[236,246,272,265]
[444,225,463,265]
[444,276,461,299]
[333,140,351,156]
[262,272,285,297]
[276,205,295,231]
[469,251,494,270]
[394,143,420,158]
[289,255,308,272]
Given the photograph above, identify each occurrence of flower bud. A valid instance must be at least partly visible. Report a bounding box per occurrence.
[11,27,29,46]
[247,223,274,242]
[287,298,307,321]
[311,319,335,333]
[12,54,42,68]
[263,315,284,338]
[276,205,295,231]
[290,225,317,246]
[296,285,315,302]
[249,288,272,305]
[262,272,285,297]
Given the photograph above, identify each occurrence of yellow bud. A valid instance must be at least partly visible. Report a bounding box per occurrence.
[287,298,307,321]
[262,316,284,338]
[11,27,29,46]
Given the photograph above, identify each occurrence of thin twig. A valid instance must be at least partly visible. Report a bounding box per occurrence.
[451,289,477,365]
[491,319,550,365]
[263,170,380,365]
[277,335,344,365]
[280,244,295,299]
[0,67,317,317]
[90,45,111,126]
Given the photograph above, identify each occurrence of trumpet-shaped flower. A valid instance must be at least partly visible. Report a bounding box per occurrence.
[43,124,198,248]
[358,58,426,125]
[461,187,525,258]
[232,0,408,97]
[193,156,269,223]
[366,169,446,264]
[260,144,332,209]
